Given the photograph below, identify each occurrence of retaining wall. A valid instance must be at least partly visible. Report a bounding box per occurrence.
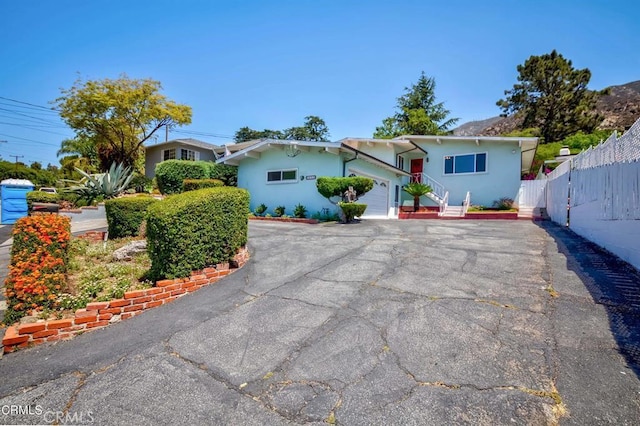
[2,247,249,353]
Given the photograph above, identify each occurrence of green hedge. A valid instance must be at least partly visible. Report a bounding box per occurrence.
[146,187,250,280]
[316,176,374,200]
[105,196,159,238]
[182,178,224,192]
[26,191,60,211]
[338,202,367,222]
[155,160,210,195]
[208,163,238,186]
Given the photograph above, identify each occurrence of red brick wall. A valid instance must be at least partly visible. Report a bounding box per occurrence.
[2,246,249,354]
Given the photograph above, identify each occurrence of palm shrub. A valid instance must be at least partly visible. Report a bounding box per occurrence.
[403,182,432,211]
[274,206,286,217]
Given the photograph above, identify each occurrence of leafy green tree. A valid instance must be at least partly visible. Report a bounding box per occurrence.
[497,50,607,143]
[284,116,330,141]
[374,72,458,138]
[55,75,192,170]
[234,127,284,143]
[234,116,330,142]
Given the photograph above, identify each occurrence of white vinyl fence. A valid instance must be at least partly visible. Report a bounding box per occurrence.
[544,118,640,270]
[517,180,547,209]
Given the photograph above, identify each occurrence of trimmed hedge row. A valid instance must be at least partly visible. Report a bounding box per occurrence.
[146,187,250,280]
[4,215,71,324]
[182,178,224,192]
[155,160,238,194]
[105,196,159,238]
[26,191,59,211]
[155,160,209,194]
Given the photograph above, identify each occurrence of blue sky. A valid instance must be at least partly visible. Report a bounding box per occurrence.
[1,0,638,167]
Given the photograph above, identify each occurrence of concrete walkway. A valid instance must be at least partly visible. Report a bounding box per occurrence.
[0,220,638,425]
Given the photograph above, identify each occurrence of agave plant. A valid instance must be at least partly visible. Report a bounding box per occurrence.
[65,162,134,200]
[403,182,433,212]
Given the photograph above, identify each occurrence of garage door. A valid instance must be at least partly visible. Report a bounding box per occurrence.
[349,170,389,217]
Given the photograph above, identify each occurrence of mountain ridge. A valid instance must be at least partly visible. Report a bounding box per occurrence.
[453,80,640,138]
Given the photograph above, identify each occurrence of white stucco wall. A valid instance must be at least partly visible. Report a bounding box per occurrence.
[237,148,341,216]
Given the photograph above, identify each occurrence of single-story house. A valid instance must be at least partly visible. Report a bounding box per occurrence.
[144,138,220,178]
[216,134,538,218]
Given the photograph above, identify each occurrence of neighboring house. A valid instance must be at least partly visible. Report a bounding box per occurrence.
[144,138,220,178]
[217,134,538,218]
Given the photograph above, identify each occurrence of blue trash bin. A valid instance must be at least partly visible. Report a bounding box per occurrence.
[1,179,35,225]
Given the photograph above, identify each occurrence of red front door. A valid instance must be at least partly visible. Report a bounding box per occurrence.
[410,159,423,182]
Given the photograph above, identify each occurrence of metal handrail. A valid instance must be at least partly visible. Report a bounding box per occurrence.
[438,191,449,216]
[462,191,471,216]
[411,173,446,200]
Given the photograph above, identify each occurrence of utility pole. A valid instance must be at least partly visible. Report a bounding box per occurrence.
[10,155,24,173]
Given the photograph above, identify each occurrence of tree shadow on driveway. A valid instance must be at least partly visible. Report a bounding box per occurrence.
[536,220,640,378]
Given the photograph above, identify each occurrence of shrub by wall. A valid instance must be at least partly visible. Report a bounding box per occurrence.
[316,176,374,200]
[3,215,71,324]
[207,163,238,186]
[182,178,224,192]
[105,196,159,238]
[146,187,250,280]
[155,160,210,194]
[338,202,367,222]
[26,191,60,211]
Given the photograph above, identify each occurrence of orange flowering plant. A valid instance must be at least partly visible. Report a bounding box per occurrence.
[3,214,71,324]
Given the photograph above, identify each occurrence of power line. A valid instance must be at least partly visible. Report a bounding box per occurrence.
[0,122,73,137]
[0,96,60,112]
[0,132,61,147]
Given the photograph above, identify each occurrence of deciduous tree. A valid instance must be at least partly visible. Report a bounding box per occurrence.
[234,116,330,142]
[55,75,192,170]
[497,50,606,143]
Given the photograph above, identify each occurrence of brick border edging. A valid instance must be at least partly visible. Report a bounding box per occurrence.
[1,247,249,354]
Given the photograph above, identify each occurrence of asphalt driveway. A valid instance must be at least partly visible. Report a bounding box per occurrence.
[0,220,638,425]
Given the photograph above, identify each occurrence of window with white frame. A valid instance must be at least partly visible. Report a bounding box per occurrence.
[443,152,487,175]
[266,168,298,183]
[162,149,176,161]
[180,148,198,161]
[396,155,404,170]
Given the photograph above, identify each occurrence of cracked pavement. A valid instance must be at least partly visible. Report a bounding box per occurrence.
[0,220,639,425]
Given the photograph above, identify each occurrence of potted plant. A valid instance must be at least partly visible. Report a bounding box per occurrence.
[403,182,433,212]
